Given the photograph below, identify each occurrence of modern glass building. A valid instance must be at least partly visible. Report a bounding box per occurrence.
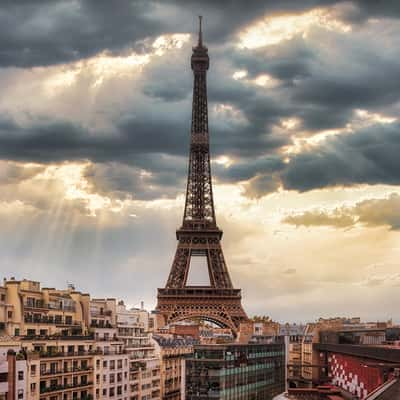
[184,342,285,399]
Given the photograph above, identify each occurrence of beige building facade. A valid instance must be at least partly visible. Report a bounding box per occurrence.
[0,278,161,400]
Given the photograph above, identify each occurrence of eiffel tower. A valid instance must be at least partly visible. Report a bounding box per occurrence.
[156,17,248,334]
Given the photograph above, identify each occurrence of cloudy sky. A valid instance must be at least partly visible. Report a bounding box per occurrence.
[1,0,399,323]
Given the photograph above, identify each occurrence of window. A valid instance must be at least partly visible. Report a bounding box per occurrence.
[30,383,36,392]
[110,374,115,384]
[0,373,7,382]
[103,360,108,368]
[109,387,115,397]
[117,386,122,395]
[30,365,36,376]
[8,311,12,319]
[27,329,36,336]
[50,362,57,374]
[18,389,23,399]
[65,316,72,325]
[102,389,107,396]
[117,360,123,369]
[18,371,24,380]
[1,294,5,301]
[110,360,115,370]
[96,360,100,368]
[14,328,20,336]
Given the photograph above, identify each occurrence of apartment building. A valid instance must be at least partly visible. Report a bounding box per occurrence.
[92,330,129,400]
[0,278,90,338]
[152,335,197,400]
[0,278,162,400]
[116,302,160,400]
[24,337,95,400]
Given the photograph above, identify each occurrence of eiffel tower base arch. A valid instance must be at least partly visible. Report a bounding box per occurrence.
[156,287,248,335]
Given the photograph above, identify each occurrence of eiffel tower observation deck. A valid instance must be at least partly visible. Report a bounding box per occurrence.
[156,17,248,334]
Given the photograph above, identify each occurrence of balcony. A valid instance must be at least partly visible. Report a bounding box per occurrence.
[35,349,127,358]
[38,350,99,358]
[41,366,93,376]
[90,310,112,317]
[90,322,113,329]
[40,381,93,394]
[24,315,81,326]
[24,302,75,312]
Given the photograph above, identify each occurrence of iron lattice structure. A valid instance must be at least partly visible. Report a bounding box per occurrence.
[156,18,248,333]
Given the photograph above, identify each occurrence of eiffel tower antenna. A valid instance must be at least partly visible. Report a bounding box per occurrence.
[198,15,203,47]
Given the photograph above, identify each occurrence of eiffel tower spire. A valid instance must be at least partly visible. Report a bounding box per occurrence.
[198,15,203,47]
[156,18,248,334]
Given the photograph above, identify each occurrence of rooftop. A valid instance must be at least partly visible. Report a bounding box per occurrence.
[315,343,400,363]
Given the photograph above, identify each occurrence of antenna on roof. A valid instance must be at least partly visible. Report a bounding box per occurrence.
[67,282,75,291]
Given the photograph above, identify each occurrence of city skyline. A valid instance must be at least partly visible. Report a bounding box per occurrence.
[0,1,399,323]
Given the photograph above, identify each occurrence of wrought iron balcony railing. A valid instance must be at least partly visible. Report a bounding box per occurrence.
[40,381,93,394]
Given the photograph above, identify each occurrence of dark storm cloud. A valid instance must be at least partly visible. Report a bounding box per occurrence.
[1,1,400,200]
[282,122,400,192]
[1,0,322,67]
[0,114,286,199]
[0,117,189,163]
[349,1,400,21]
[230,26,400,132]
[233,39,315,82]
[0,0,167,67]
[83,160,187,201]
[163,0,339,43]
[3,1,400,68]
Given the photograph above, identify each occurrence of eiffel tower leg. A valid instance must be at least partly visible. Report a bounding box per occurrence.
[166,246,190,288]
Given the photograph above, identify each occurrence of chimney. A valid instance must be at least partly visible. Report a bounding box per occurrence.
[7,350,16,400]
